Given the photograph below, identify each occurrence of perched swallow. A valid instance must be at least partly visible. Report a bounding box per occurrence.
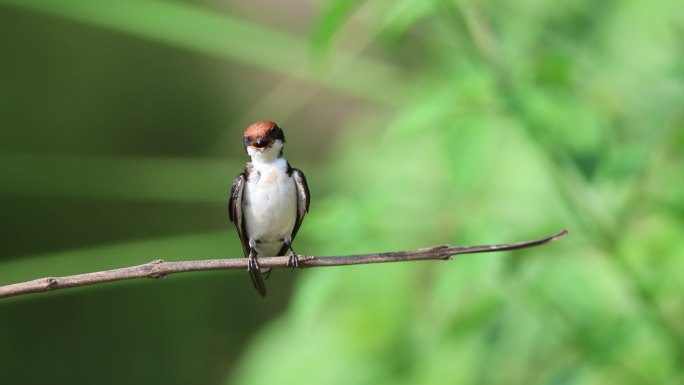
[229,121,310,297]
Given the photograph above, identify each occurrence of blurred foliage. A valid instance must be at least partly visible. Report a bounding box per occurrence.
[1,0,683,385]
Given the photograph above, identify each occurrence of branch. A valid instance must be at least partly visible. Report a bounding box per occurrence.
[0,229,569,299]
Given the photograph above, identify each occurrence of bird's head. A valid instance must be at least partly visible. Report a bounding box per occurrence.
[243,121,286,161]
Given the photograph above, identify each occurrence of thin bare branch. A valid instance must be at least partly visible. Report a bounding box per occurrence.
[0,229,569,299]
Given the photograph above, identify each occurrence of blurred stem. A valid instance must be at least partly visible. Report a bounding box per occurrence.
[209,1,389,155]
[434,0,511,90]
[505,69,684,373]
[436,1,616,238]
[436,0,684,368]
[0,0,404,106]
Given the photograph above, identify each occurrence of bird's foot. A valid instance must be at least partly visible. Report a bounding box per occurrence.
[247,254,260,272]
[287,252,299,271]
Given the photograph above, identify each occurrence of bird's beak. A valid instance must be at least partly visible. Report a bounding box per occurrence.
[249,137,272,151]
[255,137,267,147]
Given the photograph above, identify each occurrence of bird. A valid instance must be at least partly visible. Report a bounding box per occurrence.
[228,121,310,297]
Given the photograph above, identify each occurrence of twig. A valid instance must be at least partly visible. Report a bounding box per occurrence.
[0,229,569,299]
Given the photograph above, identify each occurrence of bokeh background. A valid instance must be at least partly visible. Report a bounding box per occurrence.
[1,0,683,384]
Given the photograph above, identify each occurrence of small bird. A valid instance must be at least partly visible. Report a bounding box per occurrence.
[229,121,310,297]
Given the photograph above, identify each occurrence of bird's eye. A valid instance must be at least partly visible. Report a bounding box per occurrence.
[270,126,285,142]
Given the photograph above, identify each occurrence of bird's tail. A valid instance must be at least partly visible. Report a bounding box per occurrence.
[249,268,268,297]
[261,267,272,279]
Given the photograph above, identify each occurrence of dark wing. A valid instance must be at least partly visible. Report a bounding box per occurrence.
[278,168,310,258]
[229,173,249,257]
[291,168,311,240]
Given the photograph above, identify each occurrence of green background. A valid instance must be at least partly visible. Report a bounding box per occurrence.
[1,1,683,384]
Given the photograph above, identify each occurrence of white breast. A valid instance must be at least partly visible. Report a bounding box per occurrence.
[242,157,297,256]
